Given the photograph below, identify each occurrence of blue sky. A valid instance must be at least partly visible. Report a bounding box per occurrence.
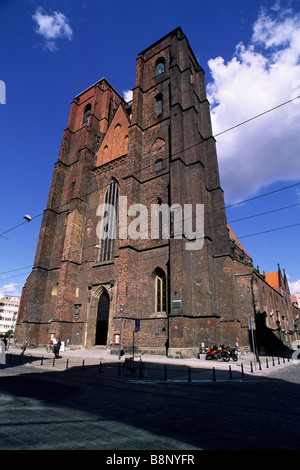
[1,0,300,297]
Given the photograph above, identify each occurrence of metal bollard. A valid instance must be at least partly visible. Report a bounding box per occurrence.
[212,367,216,382]
[99,361,102,373]
[82,360,85,371]
[241,363,244,376]
[272,357,275,366]
[229,365,233,379]
[66,358,69,370]
[41,356,44,365]
[278,357,280,365]
[53,357,55,367]
[259,360,262,370]
[250,361,253,373]
[266,358,269,368]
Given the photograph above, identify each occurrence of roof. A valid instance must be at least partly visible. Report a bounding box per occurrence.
[75,77,123,100]
[227,224,251,257]
[138,27,202,71]
[264,271,280,290]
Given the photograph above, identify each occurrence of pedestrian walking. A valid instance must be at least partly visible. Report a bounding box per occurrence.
[21,337,28,355]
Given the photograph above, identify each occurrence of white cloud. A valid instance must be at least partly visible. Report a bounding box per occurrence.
[207,6,300,203]
[32,7,73,51]
[0,283,22,297]
[289,279,300,293]
[123,90,133,102]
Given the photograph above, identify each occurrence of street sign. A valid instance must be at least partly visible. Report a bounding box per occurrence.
[135,319,140,332]
[248,316,256,330]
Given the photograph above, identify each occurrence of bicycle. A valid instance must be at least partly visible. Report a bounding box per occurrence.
[122,353,148,378]
[46,344,53,353]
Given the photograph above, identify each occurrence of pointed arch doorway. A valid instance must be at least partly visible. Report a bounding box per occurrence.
[95,290,110,345]
[85,283,115,348]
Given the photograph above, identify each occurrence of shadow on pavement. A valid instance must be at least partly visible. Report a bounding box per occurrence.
[1,351,300,450]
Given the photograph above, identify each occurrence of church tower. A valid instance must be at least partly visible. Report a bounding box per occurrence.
[16,28,254,357]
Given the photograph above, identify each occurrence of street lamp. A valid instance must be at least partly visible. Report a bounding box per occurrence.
[118,304,124,360]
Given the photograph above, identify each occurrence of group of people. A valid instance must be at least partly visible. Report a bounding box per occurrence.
[0,335,62,362]
[19,336,61,358]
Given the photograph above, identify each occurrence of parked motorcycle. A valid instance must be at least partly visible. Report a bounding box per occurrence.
[205,345,230,362]
[205,345,220,360]
[227,347,238,361]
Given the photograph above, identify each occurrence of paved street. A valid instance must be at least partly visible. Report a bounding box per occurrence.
[0,347,299,450]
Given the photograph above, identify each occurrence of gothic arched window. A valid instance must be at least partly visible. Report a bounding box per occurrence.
[155,58,165,76]
[98,180,119,262]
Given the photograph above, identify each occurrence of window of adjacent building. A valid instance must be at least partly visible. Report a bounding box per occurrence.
[99,180,119,262]
[155,58,165,76]
[156,93,163,116]
[83,103,91,123]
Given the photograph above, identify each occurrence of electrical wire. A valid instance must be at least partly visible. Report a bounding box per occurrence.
[1,94,300,239]
[214,95,300,137]
[1,94,300,284]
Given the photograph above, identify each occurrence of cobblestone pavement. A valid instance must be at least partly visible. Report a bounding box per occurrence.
[0,347,299,450]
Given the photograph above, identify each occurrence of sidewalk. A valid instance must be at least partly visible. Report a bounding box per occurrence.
[2,345,293,384]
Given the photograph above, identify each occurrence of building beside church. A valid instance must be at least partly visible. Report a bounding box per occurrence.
[0,296,20,336]
[15,28,299,356]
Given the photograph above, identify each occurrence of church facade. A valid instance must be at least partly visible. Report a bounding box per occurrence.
[15,28,299,357]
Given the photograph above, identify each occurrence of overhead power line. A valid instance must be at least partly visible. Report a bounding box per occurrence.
[1,95,300,239]
[214,94,300,137]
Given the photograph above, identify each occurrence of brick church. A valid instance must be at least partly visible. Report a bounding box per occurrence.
[15,28,299,357]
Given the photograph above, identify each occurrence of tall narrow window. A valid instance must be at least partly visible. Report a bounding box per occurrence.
[99,180,119,262]
[83,103,91,123]
[155,159,163,171]
[155,268,167,312]
[156,93,163,116]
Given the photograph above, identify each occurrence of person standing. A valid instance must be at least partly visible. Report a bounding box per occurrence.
[54,337,61,358]
[0,335,6,365]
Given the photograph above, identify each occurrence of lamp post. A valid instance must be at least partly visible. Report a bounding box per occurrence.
[118,305,124,360]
